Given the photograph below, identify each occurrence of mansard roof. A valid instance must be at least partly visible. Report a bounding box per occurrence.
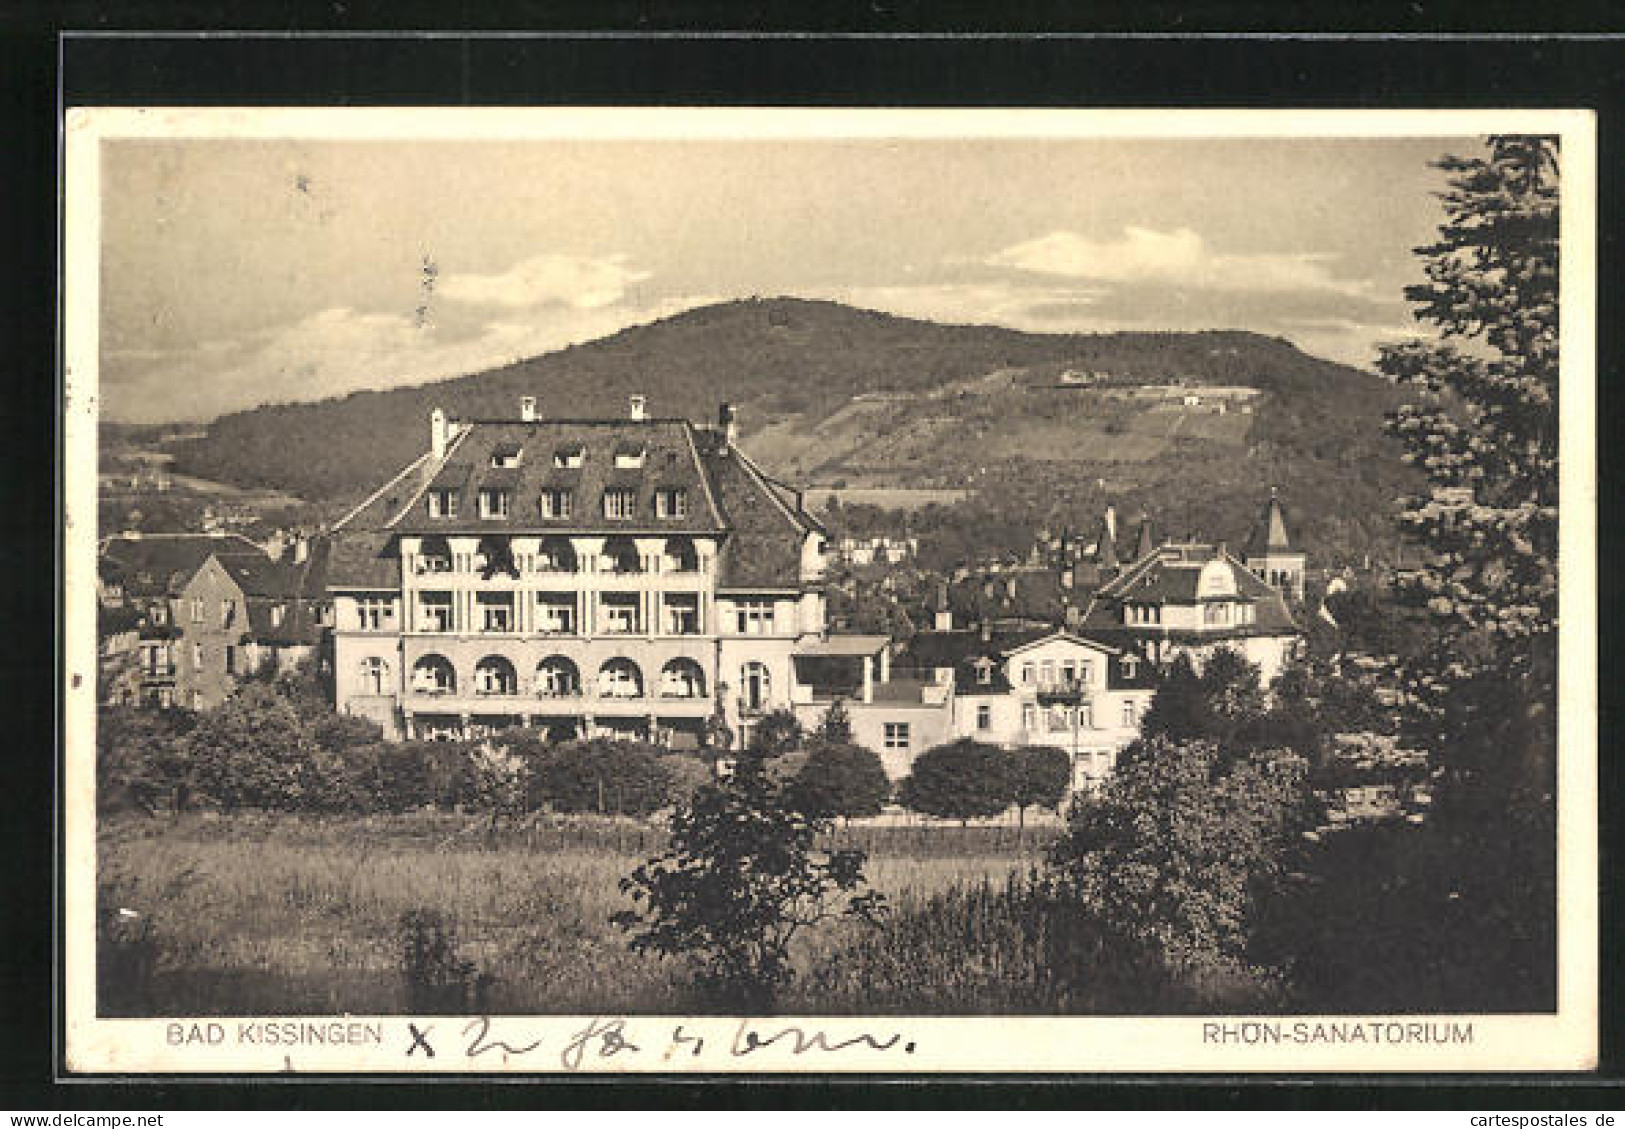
[1082,544,1300,635]
[328,413,823,591]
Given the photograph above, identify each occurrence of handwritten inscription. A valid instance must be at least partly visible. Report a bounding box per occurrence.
[387,1017,917,1068]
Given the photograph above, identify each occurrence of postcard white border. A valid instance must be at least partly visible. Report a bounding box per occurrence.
[61,106,1598,1075]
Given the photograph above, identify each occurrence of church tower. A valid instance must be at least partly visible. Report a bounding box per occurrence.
[1244,488,1307,601]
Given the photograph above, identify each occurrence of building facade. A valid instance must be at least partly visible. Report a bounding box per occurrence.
[327,397,840,746]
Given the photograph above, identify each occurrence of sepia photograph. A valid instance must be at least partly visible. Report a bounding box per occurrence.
[60,107,1596,1073]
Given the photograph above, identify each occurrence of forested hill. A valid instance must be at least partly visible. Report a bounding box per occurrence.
[163,297,1419,566]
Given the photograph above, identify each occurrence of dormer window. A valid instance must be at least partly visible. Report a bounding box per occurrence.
[428,488,459,519]
[270,605,286,629]
[972,657,994,685]
[538,488,573,519]
[490,443,523,469]
[614,443,647,470]
[553,444,585,469]
[654,487,689,519]
[1122,655,1139,679]
[603,488,637,521]
[478,488,511,520]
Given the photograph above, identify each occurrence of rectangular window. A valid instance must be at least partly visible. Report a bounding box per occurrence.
[733,599,775,635]
[1122,700,1138,727]
[976,703,991,730]
[192,642,203,668]
[419,592,454,632]
[428,489,459,519]
[1060,660,1076,686]
[191,597,204,623]
[600,594,640,635]
[478,593,514,633]
[225,645,237,675]
[883,722,911,750]
[535,594,576,634]
[1022,704,1036,731]
[614,446,647,469]
[553,445,585,469]
[603,488,637,520]
[1020,661,1035,685]
[358,597,391,631]
[220,598,236,627]
[655,487,689,519]
[478,488,511,519]
[1047,706,1071,732]
[1039,659,1056,686]
[1079,659,1093,684]
[490,444,522,469]
[538,488,573,519]
[664,594,700,635]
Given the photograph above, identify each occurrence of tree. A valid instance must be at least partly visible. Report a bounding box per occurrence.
[748,709,804,757]
[1361,135,1559,1009]
[183,682,319,811]
[530,739,675,817]
[1137,654,1211,744]
[1049,736,1310,1006]
[896,739,1013,824]
[814,698,854,743]
[1008,745,1071,830]
[613,751,884,1011]
[788,741,890,821]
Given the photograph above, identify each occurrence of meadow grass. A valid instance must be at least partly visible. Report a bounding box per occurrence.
[97,811,1055,1017]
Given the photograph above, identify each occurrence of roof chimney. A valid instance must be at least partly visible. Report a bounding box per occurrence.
[430,408,448,459]
[520,395,537,422]
[629,394,647,421]
[718,402,739,444]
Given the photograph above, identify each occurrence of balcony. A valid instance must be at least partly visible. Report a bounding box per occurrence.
[403,688,713,717]
[1029,679,1091,704]
[140,664,178,682]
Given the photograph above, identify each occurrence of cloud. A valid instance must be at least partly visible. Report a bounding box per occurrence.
[438,253,652,310]
[987,226,1373,297]
[826,283,1108,331]
[98,295,704,423]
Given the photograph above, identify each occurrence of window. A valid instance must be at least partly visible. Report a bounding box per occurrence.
[740,662,771,712]
[976,703,992,730]
[655,487,689,519]
[535,594,576,634]
[417,538,453,573]
[602,488,637,520]
[537,537,577,573]
[1122,700,1139,727]
[536,656,580,698]
[220,598,236,627]
[357,597,391,631]
[883,722,911,750]
[598,658,644,699]
[734,599,775,635]
[599,593,640,634]
[490,444,522,469]
[225,645,238,675]
[478,488,511,519]
[1079,659,1093,684]
[270,604,286,629]
[418,592,454,632]
[1060,659,1076,686]
[1022,704,1036,731]
[664,594,700,635]
[191,597,205,623]
[360,656,390,696]
[538,488,572,519]
[191,642,203,668]
[428,488,459,519]
[553,445,585,469]
[412,655,456,695]
[660,659,707,699]
[1078,702,1093,729]
[474,656,518,696]
[1122,655,1139,679]
[478,592,514,633]
[1047,706,1071,732]
[614,445,647,470]
[601,538,642,574]
[1020,661,1035,685]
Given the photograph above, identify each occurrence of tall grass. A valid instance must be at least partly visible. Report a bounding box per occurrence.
[98,812,1051,1016]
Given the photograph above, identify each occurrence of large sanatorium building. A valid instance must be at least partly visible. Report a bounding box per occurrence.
[323,395,1306,791]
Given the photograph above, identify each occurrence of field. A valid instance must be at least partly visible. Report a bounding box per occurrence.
[96,811,1059,1018]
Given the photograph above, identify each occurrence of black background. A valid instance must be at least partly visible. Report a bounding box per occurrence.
[3,4,1621,1109]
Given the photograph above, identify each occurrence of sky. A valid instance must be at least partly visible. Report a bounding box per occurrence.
[96,134,1477,424]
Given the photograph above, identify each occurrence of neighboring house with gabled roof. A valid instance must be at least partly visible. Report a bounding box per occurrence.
[325,396,847,748]
[1079,537,1303,684]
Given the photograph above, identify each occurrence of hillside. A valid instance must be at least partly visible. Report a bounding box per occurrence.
[161,297,1419,568]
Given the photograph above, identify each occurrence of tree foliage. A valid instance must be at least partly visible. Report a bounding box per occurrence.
[1050,736,1310,1000]
[1008,745,1071,822]
[526,739,675,817]
[1360,135,1559,1008]
[613,751,883,1010]
[788,741,891,821]
[896,739,1014,822]
[748,709,805,756]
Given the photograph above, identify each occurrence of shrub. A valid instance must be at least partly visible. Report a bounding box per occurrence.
[614,751,884,1011]
[184,683,320,811]
[399,909,493,1013]
[531,740,674,817]
[749,709,804,756]
[897,739,1014,823]
[96,705,195,813]
[657,753,715,806]
[789,741,890,821]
